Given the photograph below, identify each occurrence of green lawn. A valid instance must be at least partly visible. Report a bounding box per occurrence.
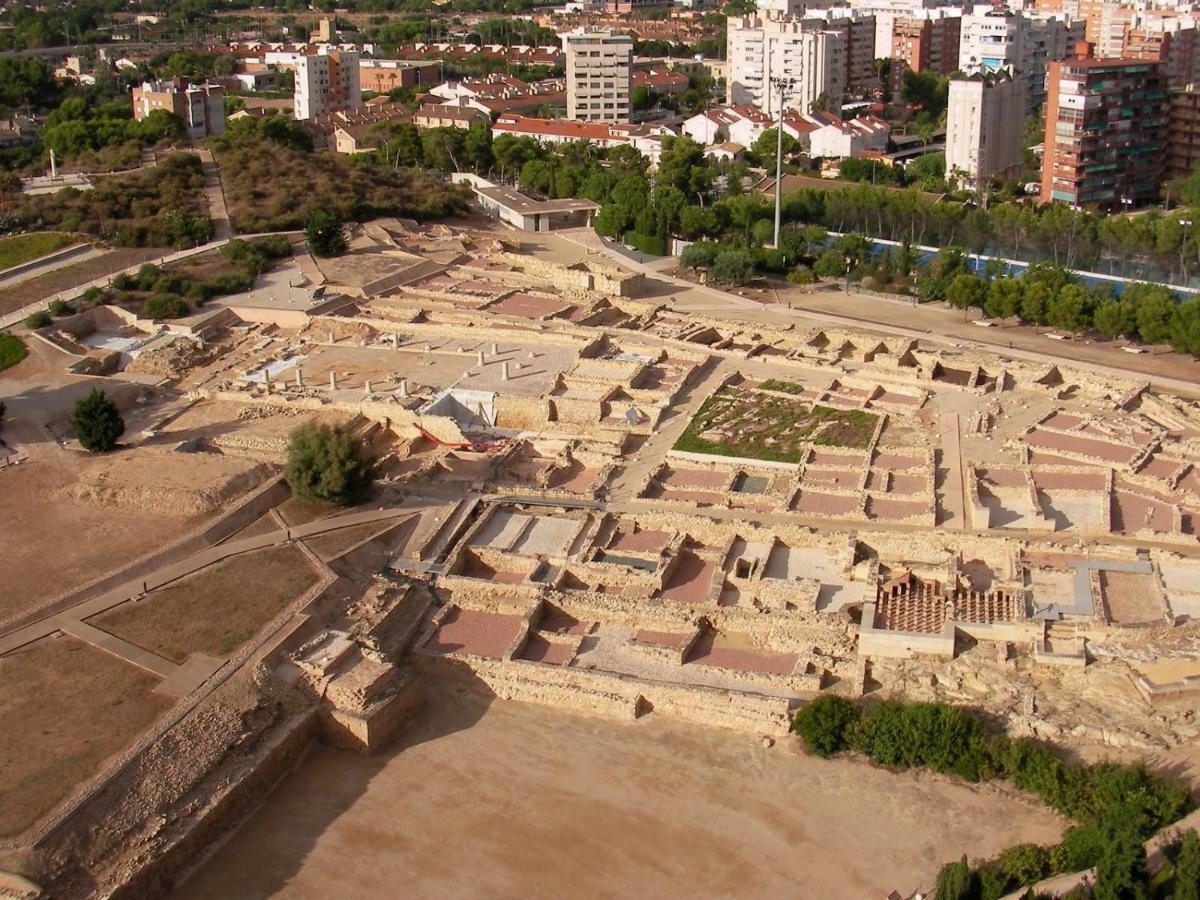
[673,388,878,462]
[0,333,27,372]
[0,233,78,271]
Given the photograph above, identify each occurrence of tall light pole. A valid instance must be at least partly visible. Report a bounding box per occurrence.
[770,75,794,250]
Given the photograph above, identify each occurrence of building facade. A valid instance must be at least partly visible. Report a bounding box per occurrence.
[1041,51,1167,210]
[131,77,225,139]
[945,70,1027,187]
[294,49,362,120]
[958,11,1084,108]
[563,29,633,123]
[889,11,961,95]
[1167,86,1200,180]
[727,11,846,115]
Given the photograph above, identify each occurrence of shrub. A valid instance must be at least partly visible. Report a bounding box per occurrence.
[142,293,189,319]
[284,421,374,506]
[997,844,1052,885]
[24,309,52,329]
[0,333,27,372]
[48,298,74,317]
[708,249,756,285]
[204,269,254,296]
[251,234,293,258]
[623,231,666,256]
[787,265,814,285]
[1174,829,1200,900]
[936,857,979,900]
[111,272,134,291]
[305,208,348,258]
[69,388,124,452]
[80,285,106,307]
[1092,823,1148,900]
[791,695,860,758]
[680,241,721,270]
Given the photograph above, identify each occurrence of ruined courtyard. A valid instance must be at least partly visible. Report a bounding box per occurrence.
[1,218,1199,897]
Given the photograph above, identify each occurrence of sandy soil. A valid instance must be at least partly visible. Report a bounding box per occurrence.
[177,689,1065,899]
[94,545,321,663]
[0,459,210,624]
[0,635,168,839]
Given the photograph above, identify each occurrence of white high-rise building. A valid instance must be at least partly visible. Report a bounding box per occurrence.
[958,10,1083,107]
[562,28,633,123]
[945,70,1027,187]
[294,48,362,120]
[727,11,846,115]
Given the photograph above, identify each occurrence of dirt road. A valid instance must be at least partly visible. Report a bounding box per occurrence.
[176,688,1065,899]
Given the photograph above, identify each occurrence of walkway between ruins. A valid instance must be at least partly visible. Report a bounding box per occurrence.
[938,412,968,530]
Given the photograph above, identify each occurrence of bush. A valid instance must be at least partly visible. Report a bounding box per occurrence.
[69,388,124,452]
[80,285,106,307]
[708,249,756,286]
[24,309,51,329]
[1173,829,1200,900]
[142,293,189,319]
[787,265,815,285]
[623,230,666,256]
[251,234,293,259]
[0,332,27,372]
[680,241,721,270]
[936,857,979,900]
[284,421,374,506]
[111,272,134,291]
[204,269,254,296]
[305,208,347,258]
[48,298,74,317]
[791,695,861,758]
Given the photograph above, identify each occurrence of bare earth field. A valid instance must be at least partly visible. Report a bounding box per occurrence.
[0,459,209,623]
[94,545,321,663]
[176,690,1065,899]
[0,636,169,838]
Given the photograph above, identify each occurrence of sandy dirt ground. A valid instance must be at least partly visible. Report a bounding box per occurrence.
[0,458,211,623]
[176,688,1066,900]
[94,544,321,663]
[0,635,169,838]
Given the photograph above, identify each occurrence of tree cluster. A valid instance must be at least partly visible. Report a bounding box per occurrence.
[792,696,1194,900]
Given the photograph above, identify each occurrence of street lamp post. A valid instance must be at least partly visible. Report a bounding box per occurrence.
[770,75,795,250]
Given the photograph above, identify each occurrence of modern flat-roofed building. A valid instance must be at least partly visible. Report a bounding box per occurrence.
[132,76,225,139]
[727,10,846,115]
[295,48,362,120]
[563,28,633,123]
[945,70,1027,188]
[1041,47,1167,210]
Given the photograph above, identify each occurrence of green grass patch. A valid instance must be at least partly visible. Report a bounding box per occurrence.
[673,388,878,462]
[758,379,804,394]
[0,333,28,371]
[0,233,77,270]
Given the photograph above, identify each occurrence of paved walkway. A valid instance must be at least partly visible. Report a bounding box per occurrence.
[560,230,1200,398]
[189,148,232,242]
[938,412,967,530]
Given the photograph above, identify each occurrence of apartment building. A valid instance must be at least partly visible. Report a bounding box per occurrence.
[727,11,847,115]
[849,0,959,57]
[959,11,1084,106]
[1167,87,1200,179]
[358,59,441,93]
[945,70,1027,187]
[1041,49,1167,210]
[131,77,225,139]
[563,28,633,123]
[889,11,962,95]
[295,48,362,120]
[796,9,880,92]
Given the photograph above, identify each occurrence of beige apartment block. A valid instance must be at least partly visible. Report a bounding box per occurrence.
[563,28,633,123]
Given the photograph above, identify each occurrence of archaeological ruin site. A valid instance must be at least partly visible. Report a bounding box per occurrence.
[1,219,1199,899]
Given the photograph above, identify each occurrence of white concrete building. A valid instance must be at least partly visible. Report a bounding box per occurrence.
[945,70,1027,188]
[294,48,362,120]
[727,11,846,115]
[958,10,1082,106]
[562,28,633,123]
[807,111,890,157]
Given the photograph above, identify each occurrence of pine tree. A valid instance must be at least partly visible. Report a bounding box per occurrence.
[69,388,124,453]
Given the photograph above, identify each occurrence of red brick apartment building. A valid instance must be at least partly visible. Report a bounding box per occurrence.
[890,15,961,96]
[1041,46,1167,210]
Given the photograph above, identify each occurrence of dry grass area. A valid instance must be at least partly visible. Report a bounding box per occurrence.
[94,545,321,664]
[0,248,162,315]
[305,522,388,561]
[0,636,169,839]
[177,690,1065,899]
[275,496,340,527]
